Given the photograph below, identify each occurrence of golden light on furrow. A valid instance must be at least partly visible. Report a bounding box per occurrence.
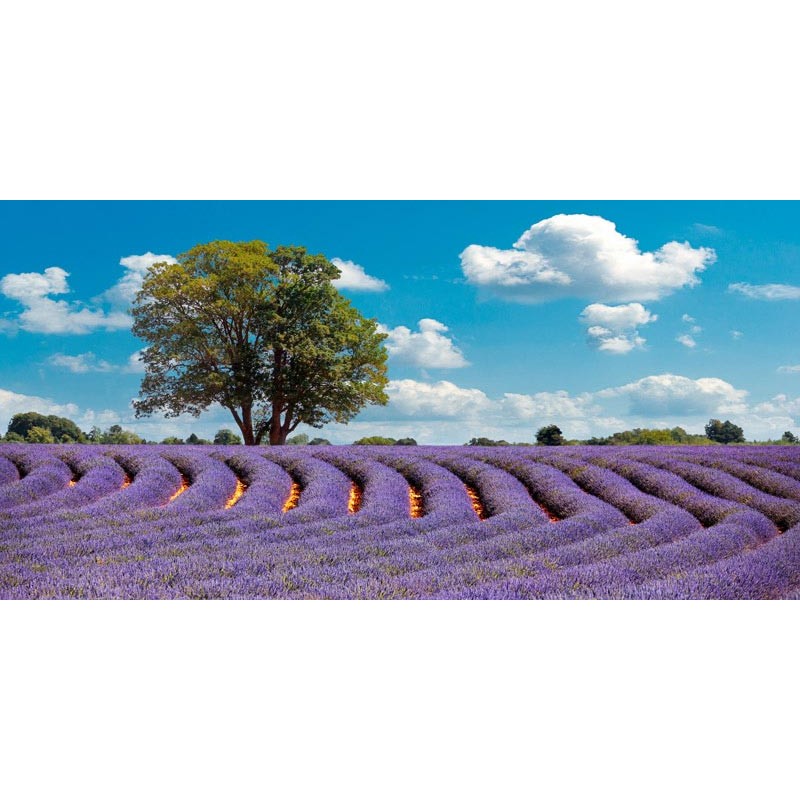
[68,480,77,488]
[282,482,301,512]
[348,482,363,514]
[535,500,560,523]
[225,478,246,509]
[121,475,132,489]
[168,477,190,503]
[409,485,423,518]
[465,484,488,520]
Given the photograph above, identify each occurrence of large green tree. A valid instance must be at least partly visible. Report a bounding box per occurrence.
[704,418,745,444]
[7,412,85,443]
[131,240,389,445]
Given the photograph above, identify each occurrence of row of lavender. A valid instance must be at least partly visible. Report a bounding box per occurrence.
[1,443,799,599]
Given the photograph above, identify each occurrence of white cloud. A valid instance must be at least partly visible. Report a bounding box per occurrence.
[126,349,147,373]
[1,266,70,300]
[778,365,800,374]
[691,223,723,236]
[331,258,389,292]
[579,302,656,354]
[48,353,115,373]
[461,214,715,303]
[378,318,468,368]
[386,379,494,418]
[680,314,702,334]
[47,349,147,374]
[730,330,743,340]
[0,266,131,334]
[676,334,697,349]
[0,387,81,431]
[598,374,748,417]
[751,394,800,415]
[331,375,800,443]
[729,282,800,300]
[500,390,599,421]
[100,252,177,306]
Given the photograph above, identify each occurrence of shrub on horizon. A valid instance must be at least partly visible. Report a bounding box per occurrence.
[353,436,396,445]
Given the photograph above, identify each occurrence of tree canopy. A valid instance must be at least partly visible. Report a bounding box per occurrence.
[536,425,565,446]
[131,240,389,445]
[213,428,243,445]
[8,412,85,443]
[704,419,745,444]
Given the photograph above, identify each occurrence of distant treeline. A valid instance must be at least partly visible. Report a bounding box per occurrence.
[0,412,246,446]
[2,412,798,446]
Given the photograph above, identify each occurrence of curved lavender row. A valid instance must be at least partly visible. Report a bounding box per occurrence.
[496,454,702,568]
[733,451,800,486]
[516,510,775,599]
[532,451,687,525]
[630,522,800,599]
[0,453,127,519]
[367,449,479,526]
[665,451,800,504]
[631,451,800,531]
[0,456,19,486]
[586,453,758,529]
[479,450,629,532]
[425,453,546,519]
[81,451,184,515]
[214,450,292,516]
[311,448,412,522]
[163,450,239,512]
[418,498,773,598]
[0,451,72,510]
[262,450,352,522]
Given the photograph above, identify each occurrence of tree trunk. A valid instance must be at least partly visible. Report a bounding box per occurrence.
[240,405,256,446]
[269,422,286,445]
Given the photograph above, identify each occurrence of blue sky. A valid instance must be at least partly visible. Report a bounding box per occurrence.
[0,200,798,443]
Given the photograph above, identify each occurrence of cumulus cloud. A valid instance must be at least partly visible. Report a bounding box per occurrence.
[461,214,715,304]
[579,302,656,354]
[386,379,494,418]
[331,258,389,292]
[500,390,599,420]
[676,334,697,349]
[378,319,468,368]
[100,252,177,306]
[778,365,800,374]
[0,266,131,334]
[730,330,743,340]
[597,374,748,417]
[751,394,800,418]
[729,282,800,300]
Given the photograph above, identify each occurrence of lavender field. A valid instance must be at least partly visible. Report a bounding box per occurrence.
[1,443,799,599]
